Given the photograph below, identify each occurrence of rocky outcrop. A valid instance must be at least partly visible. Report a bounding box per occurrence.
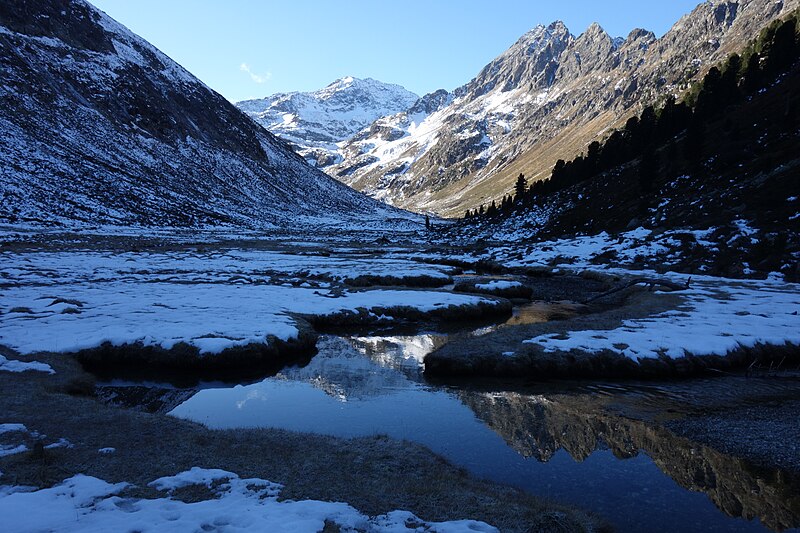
[329,0,798,216]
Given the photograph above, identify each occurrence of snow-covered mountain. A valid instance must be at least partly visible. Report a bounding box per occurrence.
[0,0,412,229]
[329,0,798,217]
[236,77,418,168]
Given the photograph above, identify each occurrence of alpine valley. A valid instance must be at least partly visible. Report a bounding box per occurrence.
[242,0,800,217]
[2,1,800,533]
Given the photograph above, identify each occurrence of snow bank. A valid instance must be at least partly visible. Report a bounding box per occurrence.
[0,355,54,374]
[0,249,495,356]
[0,283,497,356]
[0,423,27,434]
[524,279,800,360]
[475,280,523,291]
[0,468,497,532]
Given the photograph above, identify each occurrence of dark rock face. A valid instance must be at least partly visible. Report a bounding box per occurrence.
[331,0,798,216]
[408,89,452,116]
[0,0,396,228]
[0,0,115,53]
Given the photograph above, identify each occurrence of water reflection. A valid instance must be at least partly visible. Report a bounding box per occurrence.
[347,334,448,379]
[460,390,800,532]
[160,334,800,532]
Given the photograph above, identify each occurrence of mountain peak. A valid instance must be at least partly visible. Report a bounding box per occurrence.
[626,27,656,42]
[314,76,416,101]
[237,77,418,166]
[574,21,613,48]
[584,22,608,36]
[515,20,572,51]
[325,76,361,89]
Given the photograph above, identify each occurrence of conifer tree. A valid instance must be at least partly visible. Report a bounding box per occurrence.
[586,141,601,175]
[720,54,742,104]
[514,173,527,202]
[764,17,799,76]
[638,147,658,193]
[742,52,762,94]
[695,67,722,117]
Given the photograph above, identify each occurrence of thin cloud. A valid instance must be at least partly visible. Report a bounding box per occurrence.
[240,63,271,84]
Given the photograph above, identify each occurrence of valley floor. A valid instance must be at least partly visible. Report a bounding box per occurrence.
[1,225,799,532]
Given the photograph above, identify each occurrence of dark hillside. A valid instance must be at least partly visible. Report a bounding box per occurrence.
[0,0,406,229]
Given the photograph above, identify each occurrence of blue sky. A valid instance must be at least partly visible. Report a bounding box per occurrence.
[88,0,702,102]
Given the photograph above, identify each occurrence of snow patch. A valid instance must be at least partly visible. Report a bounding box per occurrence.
[475,280,523,291]
[0,356,54,374]
[0,468,498,532]
[524,279,800,360]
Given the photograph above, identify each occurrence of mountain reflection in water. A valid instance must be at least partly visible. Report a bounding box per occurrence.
[114,333,800,532]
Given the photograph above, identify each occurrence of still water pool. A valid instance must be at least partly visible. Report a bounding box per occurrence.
[157,335,800,532]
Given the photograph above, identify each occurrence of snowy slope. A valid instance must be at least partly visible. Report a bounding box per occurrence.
[330,0,798,216]
[0,0,415,230]
[331,22,572,209]
[237,77,418,168]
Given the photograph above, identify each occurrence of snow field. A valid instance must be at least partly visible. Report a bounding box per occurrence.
[0,250,496,356]
[1,282,498,356]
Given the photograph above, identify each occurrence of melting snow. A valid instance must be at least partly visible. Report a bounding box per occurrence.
[0,250,497,356]
[0,356,54,374]
[475,280,523,291]
[524,278,800,360]
[0,468,497,532]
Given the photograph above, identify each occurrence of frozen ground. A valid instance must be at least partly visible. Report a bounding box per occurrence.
[1,226,798,532]
[0,248,498,356]
[2,226,798,364]
[0,248,454,287]
[524,277,800,360]
[445,221,798,281]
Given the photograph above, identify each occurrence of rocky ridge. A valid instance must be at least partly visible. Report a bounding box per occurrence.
[327,0,799,216]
